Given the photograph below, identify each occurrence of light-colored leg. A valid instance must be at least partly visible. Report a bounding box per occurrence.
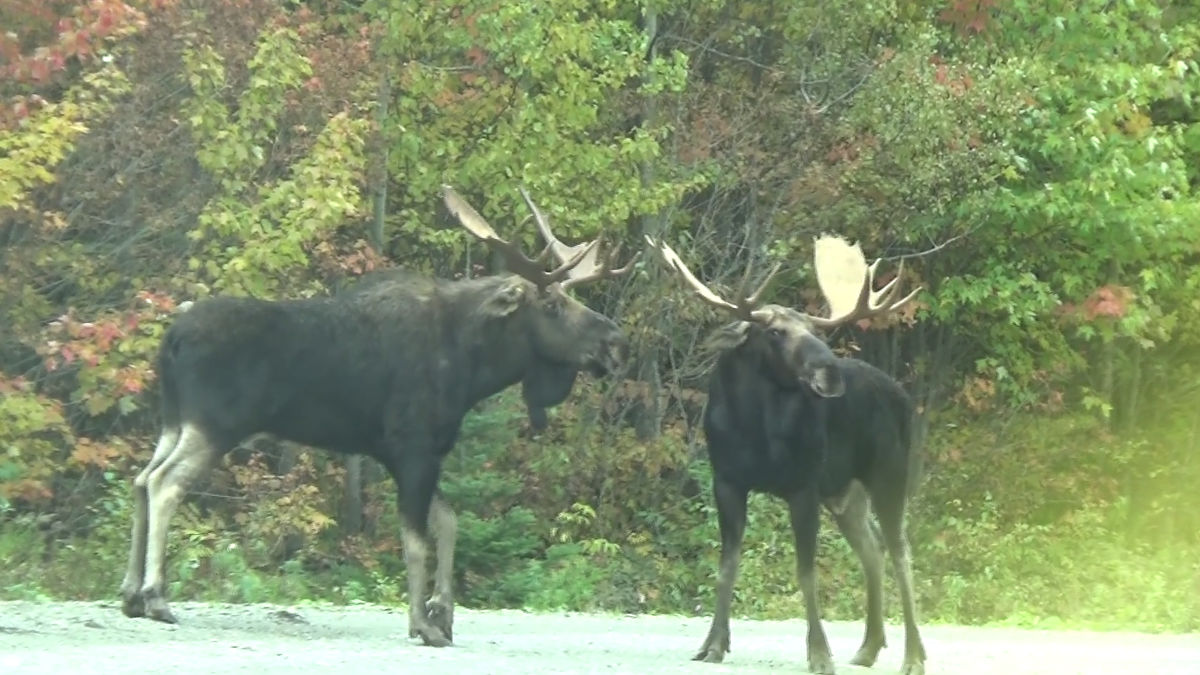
[140,424,218,624]
[120,428,180,618]
[426,494,457,641]
[831,483,888,667]
[879,508,927,675]
[401,519,449,647]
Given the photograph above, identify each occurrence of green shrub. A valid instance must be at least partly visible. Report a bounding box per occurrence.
[3,392,1196,633]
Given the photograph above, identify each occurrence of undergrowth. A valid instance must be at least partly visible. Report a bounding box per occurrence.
[2,390,1197,634]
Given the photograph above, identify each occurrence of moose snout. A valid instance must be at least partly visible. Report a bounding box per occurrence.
[590,324,627,376]
[807,363,846,398]
[610,331,629,365]
[794,334,844,397]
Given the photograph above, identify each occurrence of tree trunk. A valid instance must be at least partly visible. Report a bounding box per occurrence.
[342,54,392,538]
[633,5,663,442]
[277,441,305,559]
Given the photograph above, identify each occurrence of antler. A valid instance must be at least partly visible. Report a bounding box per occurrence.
[442,185,593,289]
[519,187,640,290]
[805,235,922,329]
[645,236,779,322]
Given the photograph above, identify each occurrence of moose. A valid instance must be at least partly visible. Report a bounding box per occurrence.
[647,235,927,675]
[119,185,633,648]
[342,188,621,434]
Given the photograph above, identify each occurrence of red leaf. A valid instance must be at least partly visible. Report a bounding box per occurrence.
[121,371,145,394]
[1079,285,1134,320]
[466,46,488,66]
[30,58,50,82]
[2,479,53,503]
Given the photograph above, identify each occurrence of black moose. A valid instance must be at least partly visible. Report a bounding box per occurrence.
[119,186,633,648]
[647,234,927,675]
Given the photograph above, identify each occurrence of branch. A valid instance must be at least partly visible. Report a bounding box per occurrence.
[407,61,478,73]
[884,228,978,262]
[657,34,780,73]
[812,58,875,114]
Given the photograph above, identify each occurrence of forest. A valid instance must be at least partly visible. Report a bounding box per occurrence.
[1,0,1198,633]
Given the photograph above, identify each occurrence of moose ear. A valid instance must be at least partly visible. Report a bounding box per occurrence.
[704,321,752,352]
[479,280,528,318]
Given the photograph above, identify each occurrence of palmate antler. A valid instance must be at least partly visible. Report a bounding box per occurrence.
[808,235,922,328]
[443,184,638,291]
[442,185,595,289]
[647,234,921,329]
[644,236,779,322]
[519,187,639,290]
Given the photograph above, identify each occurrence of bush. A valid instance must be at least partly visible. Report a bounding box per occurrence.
[2,388,1197,633]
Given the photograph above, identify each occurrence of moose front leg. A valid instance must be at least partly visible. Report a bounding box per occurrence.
[790,487,835,675]
[425,492,457,642]
[694,478,748,663]
[393,451,451,648]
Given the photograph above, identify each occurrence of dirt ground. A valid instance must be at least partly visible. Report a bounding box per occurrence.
[1,600,1197,674]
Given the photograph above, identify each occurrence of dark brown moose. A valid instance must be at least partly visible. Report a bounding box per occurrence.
[119,186,633,648]
[647,234,926,675]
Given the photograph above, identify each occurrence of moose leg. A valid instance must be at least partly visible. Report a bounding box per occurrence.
[394,452,450,647]
[830,482,887,667]
[694,478,747,664]
[140,424,220,624]
[425,491,457,641]
[121,426,180,618]
[876,495,926,675]
[789,487,835,675]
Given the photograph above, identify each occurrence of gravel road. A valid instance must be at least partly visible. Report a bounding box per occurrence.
[1,600,1197,674]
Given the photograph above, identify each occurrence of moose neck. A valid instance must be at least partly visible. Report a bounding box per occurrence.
[716,336,801,395]
[470,323,537,405]
[449,277,542,409]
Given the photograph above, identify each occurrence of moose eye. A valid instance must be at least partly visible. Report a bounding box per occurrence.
[768,327,785,338]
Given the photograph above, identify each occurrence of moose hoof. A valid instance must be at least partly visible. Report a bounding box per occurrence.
[147,605,178,624]
[848,651,875,667]
[693,646,726,664]
[849,642,884,667]
[426,600,454,643]
[120,592,145,618]
[808,653,836,675]
[900,660,925,675]
[142,592,177,624]
[416,625,451,648]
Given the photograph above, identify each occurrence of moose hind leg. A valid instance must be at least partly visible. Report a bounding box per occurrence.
[120,427,180,618]
[790,488,835,675]
[831,483,887,667]
[140,424,220,624]
[425,492,457,642]
[877,502,927,675]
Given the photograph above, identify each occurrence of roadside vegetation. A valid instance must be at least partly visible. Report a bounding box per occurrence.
[2,0,1197,633]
